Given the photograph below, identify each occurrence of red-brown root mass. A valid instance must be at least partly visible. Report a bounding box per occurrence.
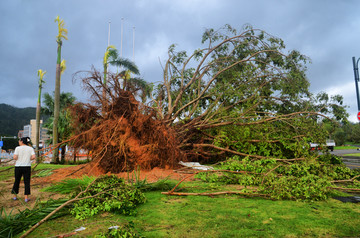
[68,86,185,173]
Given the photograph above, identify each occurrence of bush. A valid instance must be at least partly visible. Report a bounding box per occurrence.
[70,175,146,220]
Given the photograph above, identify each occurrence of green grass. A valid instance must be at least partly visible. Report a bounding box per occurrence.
[334,146,358,150]
[345,142,360,146]
[1,165,359,237]
[42,175,95,194]
[23,184,360,238]
[343,153,360,157]
[0,163,75,181]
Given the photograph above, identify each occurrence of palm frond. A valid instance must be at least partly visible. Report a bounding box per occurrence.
[54,16,68,41]
[41,92,54,115]
[42,176,95,194]
[109,57,139,75]
[60,59,66,75]
[37,69,46,87]
[107,48,119,60]
[123,77,152,102]
[0,199,69,237]
[103,45,117,65]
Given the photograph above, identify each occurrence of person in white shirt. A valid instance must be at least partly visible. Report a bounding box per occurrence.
[11,137,35,202]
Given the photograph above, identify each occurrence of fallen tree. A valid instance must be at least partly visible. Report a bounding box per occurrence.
[162,154,360,201]
[68,24,348,173]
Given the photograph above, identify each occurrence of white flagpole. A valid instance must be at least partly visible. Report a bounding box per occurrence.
[132,26,135,62]
[108,20,111,47]
[121,18,124,58]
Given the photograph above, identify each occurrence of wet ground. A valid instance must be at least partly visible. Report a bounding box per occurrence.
[329,149,360,169]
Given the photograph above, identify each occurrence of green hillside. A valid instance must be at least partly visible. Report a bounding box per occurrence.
[0,103,36,136]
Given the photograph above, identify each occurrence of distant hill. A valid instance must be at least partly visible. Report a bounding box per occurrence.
[0,103,37,136]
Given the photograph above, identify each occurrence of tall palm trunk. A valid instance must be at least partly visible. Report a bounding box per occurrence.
[35,69,46,163]
[53,41,62,163]
[53,16,67,163]
[35,100,41,161]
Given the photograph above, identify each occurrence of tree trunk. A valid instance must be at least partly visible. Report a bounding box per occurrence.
[35,100,41,162]
[53,42,62,163]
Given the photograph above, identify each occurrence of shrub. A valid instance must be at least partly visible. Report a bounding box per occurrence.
[70,175,146,220]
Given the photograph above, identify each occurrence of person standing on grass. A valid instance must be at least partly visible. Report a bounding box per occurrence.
[11,137,35,202]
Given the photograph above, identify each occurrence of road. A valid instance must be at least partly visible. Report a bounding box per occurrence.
[329,149,360,169]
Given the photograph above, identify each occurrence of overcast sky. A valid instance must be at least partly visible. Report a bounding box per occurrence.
[1,0,360,122]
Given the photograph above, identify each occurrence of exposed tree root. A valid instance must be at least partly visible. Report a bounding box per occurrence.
[67,70,185,173]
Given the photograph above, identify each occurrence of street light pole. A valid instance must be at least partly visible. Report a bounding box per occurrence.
[352,57,360,112]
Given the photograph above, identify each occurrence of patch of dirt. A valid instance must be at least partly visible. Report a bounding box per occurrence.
[0,178,68,214]
[34,163,195,184]
[1,163,197,215]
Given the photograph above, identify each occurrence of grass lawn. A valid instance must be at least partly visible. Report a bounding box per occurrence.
[0,163,74,181]
[334,146,358,150]
[1,165,360,238]
[24,184,360,238]
[343,153,360,157]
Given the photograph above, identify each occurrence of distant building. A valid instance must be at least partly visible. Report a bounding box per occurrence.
[20,119,50,148]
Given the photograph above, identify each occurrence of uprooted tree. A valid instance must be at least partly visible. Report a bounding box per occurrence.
[68,24,348,173]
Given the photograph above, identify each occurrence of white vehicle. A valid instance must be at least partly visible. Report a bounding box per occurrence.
[310,139,335,151]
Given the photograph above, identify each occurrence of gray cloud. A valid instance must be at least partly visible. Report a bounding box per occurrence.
[1,0,360,122]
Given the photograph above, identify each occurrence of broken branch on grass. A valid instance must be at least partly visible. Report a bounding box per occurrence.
[0,167,14,173]
[168,168,264,194]
[167,168,271,195]
[330,187,360,192]
[20,177,106,238]
[261,164,282,184]
[331,174,360,183]
[191,144,269,159]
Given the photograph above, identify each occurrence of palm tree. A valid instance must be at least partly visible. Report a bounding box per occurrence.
[120,70,152,103]
[103,45,139,83]
[42,92,76,163]
[42,92,75,117]
[53,15,68,163]
[35,69,46,161]
[102,46,140,111]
